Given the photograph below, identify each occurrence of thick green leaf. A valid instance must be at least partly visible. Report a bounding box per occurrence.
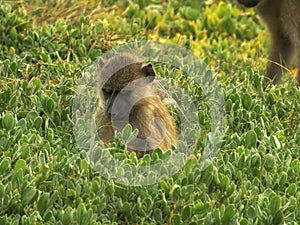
[270,135,281,149]
[21,186,37,205]
[242,93,252,110]
[62,207,73,225]
[182,205,192,220]
[264,154,276,172]
[15,159,27,171]
[2,113,15,130]
[221,205,236,224]
[271,210,284,225]
[171,214,181,225]
[269,196,281,215]
[244,130,257,148]
[37,193,50,215]
[0,158,11,173]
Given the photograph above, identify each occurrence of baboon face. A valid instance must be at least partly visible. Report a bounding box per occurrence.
[98,56,156,117]
[238,0,262,7]
[102,63,155,94]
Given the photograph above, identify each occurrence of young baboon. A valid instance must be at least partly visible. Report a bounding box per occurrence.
[238,0,300,85]
[95,53,178,157]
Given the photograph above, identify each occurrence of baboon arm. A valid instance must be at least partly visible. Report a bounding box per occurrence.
[296,48,300,86]
[297,68,300,86]
[267,32,294,84]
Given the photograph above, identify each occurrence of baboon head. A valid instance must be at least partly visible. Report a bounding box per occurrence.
[97,53,156,117]
[238,0,262,7]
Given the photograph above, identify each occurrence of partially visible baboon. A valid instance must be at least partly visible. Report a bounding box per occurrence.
[238,0,300,85]
[95,53,178,157]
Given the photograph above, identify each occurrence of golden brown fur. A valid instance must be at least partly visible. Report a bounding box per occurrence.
[238,0,300,85]
[95,53,178,157]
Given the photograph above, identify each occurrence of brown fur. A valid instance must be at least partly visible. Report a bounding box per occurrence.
[238,0,300,85]
[95,53,178,157]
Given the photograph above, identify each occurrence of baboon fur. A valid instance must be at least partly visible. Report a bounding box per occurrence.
[95,53,178,157]
[238,0,300,85]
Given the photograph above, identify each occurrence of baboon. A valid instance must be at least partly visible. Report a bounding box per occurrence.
[238,0,300,85]
[95,53,178,157]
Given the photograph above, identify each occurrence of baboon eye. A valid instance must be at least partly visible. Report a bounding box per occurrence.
[142,63,156,78]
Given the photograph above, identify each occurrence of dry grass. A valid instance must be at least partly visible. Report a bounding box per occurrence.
[9,0,124,25]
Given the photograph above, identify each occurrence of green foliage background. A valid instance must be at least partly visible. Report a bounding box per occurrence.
[0,0,299,224]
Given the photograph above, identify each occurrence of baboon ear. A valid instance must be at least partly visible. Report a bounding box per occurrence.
[97,57,106,67]
[142,64,156,78]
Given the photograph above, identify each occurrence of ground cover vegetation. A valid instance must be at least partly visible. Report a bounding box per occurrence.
[0,0,299,224]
